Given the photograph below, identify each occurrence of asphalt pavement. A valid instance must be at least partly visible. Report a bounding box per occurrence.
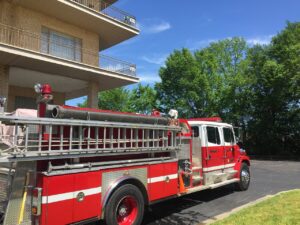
[142,160,300,225]
[94,160,300,225]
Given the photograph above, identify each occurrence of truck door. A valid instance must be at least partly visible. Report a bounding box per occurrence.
[222,126,235,167]
[203,126,224,170]
[191,126,202,168]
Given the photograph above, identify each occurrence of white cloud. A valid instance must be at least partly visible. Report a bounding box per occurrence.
[185,39,218,50]
[140,19,172,34]
[147,22,171,33]
[186,35,274,50]
[246,35,274,46]
[141,54,168,65]
[139,73,161,83]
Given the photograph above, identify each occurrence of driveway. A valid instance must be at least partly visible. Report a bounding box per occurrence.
[142,160,300,225]
[93,160,300,225]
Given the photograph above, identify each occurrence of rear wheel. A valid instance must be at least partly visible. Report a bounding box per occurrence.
[105,184,144,225]
[236,162,250,191]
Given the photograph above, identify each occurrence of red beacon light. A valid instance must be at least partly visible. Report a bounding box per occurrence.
[188,117,222,122]
[42,84,52,95]
[34,83,52,95]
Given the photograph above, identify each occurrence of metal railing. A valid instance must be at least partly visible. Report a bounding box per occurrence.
[0,23,136,77]
[69,0,137,28]
[100,55,136,77]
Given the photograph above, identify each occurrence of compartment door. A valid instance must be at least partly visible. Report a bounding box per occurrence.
[73,171,101,222]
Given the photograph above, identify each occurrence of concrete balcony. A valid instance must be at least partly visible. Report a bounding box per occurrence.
[17,0,140,50]
[70,0,137,28]
[0,23,139,93]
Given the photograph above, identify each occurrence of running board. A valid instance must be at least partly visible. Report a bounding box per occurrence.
[186,185,211,194]
[209,178,239,189]
[184,178,239,195]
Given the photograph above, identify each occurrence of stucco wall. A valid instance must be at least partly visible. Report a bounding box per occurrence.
[8,85,65,112]
[0,65,9,110]
[0,0,100,66]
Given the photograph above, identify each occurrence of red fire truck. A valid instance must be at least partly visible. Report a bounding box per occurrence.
[0,84,250,225]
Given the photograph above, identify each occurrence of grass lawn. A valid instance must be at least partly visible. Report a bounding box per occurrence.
[212,189,300,225]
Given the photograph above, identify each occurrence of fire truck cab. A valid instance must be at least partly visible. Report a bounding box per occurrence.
[0,85,250,225]
[188,118,250,190]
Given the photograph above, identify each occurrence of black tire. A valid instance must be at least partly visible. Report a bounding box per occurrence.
[105,184,144,225]
[235,162,250,191]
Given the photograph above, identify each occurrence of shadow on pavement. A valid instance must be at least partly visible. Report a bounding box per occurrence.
[142,185,235,225]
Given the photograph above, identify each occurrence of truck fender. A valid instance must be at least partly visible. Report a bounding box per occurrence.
[234,156,250,179]
[101,176,148,218]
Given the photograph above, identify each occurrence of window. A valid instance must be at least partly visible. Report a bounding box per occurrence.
[223,127,235,143]
[41,27,82,62]
[192,126,199,137]
[15,96,36,110]
[206,126,221,145]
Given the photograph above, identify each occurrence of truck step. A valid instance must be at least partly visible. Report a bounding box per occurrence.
[192,166,202,170]
[185,185,210,194]
[192,175,203,186]
[225,170,238,179]
[192,175,203,181]
[209,178,239,189]
[214,172,227,177]
[227,170,238,175]
[184,178,240,195]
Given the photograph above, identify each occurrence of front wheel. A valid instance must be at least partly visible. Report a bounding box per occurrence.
[105,184,145,225]
[236,162,250,191]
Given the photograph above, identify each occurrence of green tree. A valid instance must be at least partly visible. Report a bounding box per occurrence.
[155,48,204,118]
[78,87,132,112]
[246,22,300,156]
[194,37,251,124]
[78,85,157,114]
[156,38,250,122]
[129,84,157,114]
[98,87,132,112]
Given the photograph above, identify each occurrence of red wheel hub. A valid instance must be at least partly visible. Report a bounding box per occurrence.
[116,196,138,225]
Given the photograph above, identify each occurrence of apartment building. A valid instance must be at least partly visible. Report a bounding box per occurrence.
[0,0,139,111]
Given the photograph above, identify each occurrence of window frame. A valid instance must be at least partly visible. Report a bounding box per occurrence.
[205,126,221,146]
[191,126,199,138]
[41,27,82,62]
[222,126,235,146]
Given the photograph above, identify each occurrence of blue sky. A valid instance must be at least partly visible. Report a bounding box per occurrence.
[67,0,300,106]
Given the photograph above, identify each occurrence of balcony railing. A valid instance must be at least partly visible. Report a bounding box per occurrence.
[0,23,136,77]
[69,0,137,28]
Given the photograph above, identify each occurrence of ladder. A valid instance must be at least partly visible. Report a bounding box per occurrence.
[0,115,182,162]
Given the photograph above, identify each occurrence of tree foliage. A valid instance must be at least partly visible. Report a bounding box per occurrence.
[156,37,250,123]
[78,84,157,114]
[78,22,299,156]
[156,22,299,156]
[246,22,300,155]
